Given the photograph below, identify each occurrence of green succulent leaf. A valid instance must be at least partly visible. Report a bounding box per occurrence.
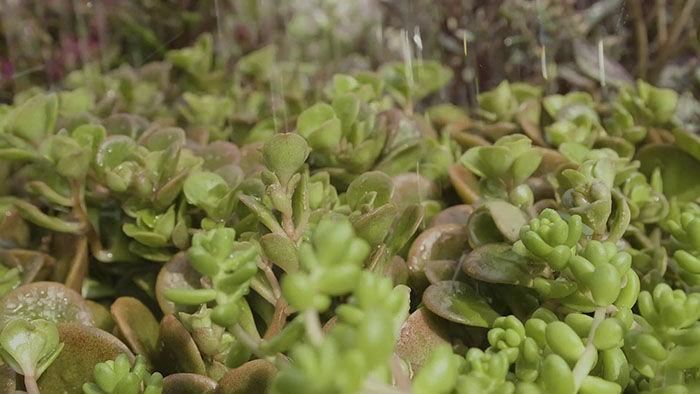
[0,318,63,379]
[422,281,500,327]
[262,134,310,186]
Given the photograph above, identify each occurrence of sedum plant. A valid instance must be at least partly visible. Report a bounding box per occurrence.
[2,17,700,394]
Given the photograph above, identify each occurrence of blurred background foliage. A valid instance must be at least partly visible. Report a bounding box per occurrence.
[1,0,699,106]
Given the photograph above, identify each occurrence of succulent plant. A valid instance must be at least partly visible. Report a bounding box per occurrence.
[1,3,700,392]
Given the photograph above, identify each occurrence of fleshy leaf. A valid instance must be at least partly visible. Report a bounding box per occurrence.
[422,281,500,327]
[461,243,545,286]
[262,134,309,186]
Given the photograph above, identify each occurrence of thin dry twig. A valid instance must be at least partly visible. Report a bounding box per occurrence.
[627,0,649,79]
[650,0,697,81]
[656,0,668,43]
[666,0,696,47]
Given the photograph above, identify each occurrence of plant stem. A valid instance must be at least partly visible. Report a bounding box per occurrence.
[390,353,412,391]
[260,257,282,299]
[71,180,106,257]
[259,257,289,339]
[231,323,288,369]
[70,181,89,228]
[24,375,40,394]
[292,205,309,243]
[282,212,296,242]
[652,364,667,388]
[264,297,290,340]
[363,378,409,394]
[250,277,277,305]
[304,309,324,347]
[572,306,606,390]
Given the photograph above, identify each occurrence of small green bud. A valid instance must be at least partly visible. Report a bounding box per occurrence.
[593,318,625,350]
[674,250,700,274]
[533,277,577,299]
[281,273,315,312]
[522,337,541,363]
[668,325,700,346]
[268,184,293,216]
[609,252,632,275]
[569,255,595,281]
[211,302,241,327]
[545,321,585,363]
[637,333,668,361]
[579,375,622,394]
[588,264,622,306]
[564,313,593,337]
[531,308,558,323]
[522,231,553,258]
[565,215,583,247]
[661,302,686,327]
[601,347,630,389]
[582,241,608,266]
[525,318,547,347]
[614,308,634,330]
[547,245,572,270]
[540,354,575,394]
[615,270,640,309]
[515,382,542,394]
[509,184,534,208]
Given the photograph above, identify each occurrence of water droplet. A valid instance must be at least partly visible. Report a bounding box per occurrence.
[598,39,606,88]
[540,45,548,81]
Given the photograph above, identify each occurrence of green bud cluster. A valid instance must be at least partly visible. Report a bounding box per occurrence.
[617,81,679,127]
[281,218,370,312]
[122,207,176,249]
[621,170,668,224]
[380,61,454,110]
[95,130,203,209]
[460,134,542,200]
[557,158,616,235]
[83,354,163,394]
[477,80,541,123]
[664,203,700,276]
[271,270,410,394]
[545,116,601,148]
[515,208,582,270]
[177,306,235,379]
[603,81,678,144]
[164,228,259,327]
[183,171,238,222]
[516,209,639,310]
[623,283,700,391]
[178,93,234,141]
[415,307,636,394]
